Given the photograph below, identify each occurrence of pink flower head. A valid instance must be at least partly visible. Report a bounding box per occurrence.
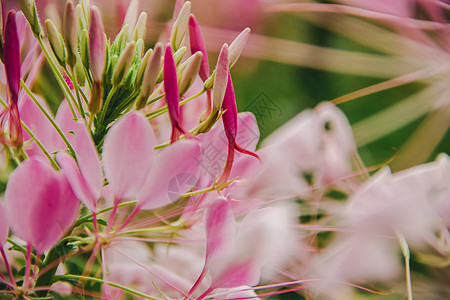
[4,158,79,254]
[0,10,23,148]
[218,72,259,184]
[164,43,187,143]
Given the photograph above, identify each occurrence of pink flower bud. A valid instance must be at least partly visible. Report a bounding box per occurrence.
[164,43,186,143]
[0,11,23,148]
[89,6,106,83]
[188,14,209,81]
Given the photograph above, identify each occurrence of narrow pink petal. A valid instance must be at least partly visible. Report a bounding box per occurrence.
[188,14,209,81]
[5,158,79,253]
[138,140,201,210]
[211,259,260,290]
[0,202,8,246]
[56,152,97,211]
[73,122,103,200]
[103,111,155,199]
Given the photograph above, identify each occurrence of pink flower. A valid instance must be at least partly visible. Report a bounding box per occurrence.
[4,158,79,254]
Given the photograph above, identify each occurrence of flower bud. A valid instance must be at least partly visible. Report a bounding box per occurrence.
[132,12,147,41]
[45,19,66,67]
[164,43,186,143]
[135,38,144,58]
[76,4,87,32]
[188,14,209,81]
[79,29,89,70]
[136,48,152,86]
[178,51,203,96]
[212,43,229,112]
[113,41,135,86]
[228,27,250,68]
[170,1,191,51]
[89,6,106,83]
[63,0,77,67]
[173,46,187,66]
[123,0,139,38]
[0,4,3,62]
[17,0,42,37]
[136,42,163,109]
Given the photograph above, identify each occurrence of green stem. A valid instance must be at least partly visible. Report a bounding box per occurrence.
[64,66,86,121]
[0,97,59,169]
[20,80,76,156]
[6,238,37,263]
[98,86,118,125]
[34,247,61,297]
[74,201,137,228]
[53,274,160,300]
[396,231,413,300]
[146,89,206,120]
[37,36,78,119]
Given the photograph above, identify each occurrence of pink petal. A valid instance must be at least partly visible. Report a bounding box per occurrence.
[56,152,97,211]
[211,259,260,290]
[103,111,155,199]
[0,201,8,246]
[205,199,236,266]
[72,122,103,200]
[5,158,79,253]
[19,95,64,157]
[138,140,201,210]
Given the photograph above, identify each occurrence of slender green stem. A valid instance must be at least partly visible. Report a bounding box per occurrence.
[53,274,160,300]
[64,66,86,121]
[146,89,206,120]
[74,201,138,227]
[6,239,37,263]
[3,145,21,166]
[396,231,413,300]
[20,80,76,156]
[37,37,78,119]
[118,223,185,236]
[0,97,59,169]
[98,86,118,124]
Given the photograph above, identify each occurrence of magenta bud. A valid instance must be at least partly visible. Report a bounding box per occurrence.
[188,14,209,81]
[163,43,185,143]
[4,11,21,102]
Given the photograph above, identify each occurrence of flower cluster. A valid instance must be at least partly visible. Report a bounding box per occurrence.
[0,1,448,300]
